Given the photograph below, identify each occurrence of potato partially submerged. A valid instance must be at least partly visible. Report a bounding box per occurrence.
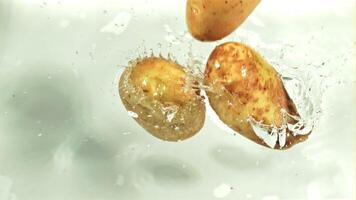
[186,0,260,41]
[119,57,206,141]
[204,42,309,149]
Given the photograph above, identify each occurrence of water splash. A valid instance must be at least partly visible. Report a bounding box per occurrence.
[116,24,333,149]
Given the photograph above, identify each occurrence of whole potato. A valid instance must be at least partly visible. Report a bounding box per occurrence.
[119,57,206,141]
[186,0,260,41]
[204,42,310,149]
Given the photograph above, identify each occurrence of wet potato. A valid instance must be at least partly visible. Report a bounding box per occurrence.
[204,42,309,149]
[186,0,260,41]
[119,57,206,141]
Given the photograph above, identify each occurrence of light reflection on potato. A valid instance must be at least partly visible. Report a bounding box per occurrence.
[186,0,260,41]
[204,42,310,149]
[119,57,205,141]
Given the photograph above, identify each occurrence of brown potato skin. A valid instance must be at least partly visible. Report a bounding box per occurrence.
[186,0,260,41]
[204,42,309,149]
[119,57,206,142]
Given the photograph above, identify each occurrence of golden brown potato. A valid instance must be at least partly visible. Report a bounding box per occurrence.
[119,57,206,141]
[204,42,310,149]
[186,0,260,41]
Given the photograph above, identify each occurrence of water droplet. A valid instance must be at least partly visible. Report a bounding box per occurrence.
[241,65,247,77]
[127,111,138,118]
[162,106,178,122]
[191,6,199,15]
[166,111,176,122]
[249,119,278,148]
[164,35,181,45]
[214,60,221,69]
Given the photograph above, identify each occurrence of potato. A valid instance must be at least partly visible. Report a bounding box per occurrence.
[204,42,310,149]
[119,57,206,141]
[186,0,260,41]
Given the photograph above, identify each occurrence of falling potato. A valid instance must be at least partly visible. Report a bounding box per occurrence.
[204,42,310,149]
[186,0,260,41]
[119,57,206,141]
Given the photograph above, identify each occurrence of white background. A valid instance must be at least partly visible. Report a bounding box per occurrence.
[0,0,355,200]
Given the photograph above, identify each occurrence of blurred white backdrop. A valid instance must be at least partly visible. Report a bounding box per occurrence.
[0,0,355,200]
